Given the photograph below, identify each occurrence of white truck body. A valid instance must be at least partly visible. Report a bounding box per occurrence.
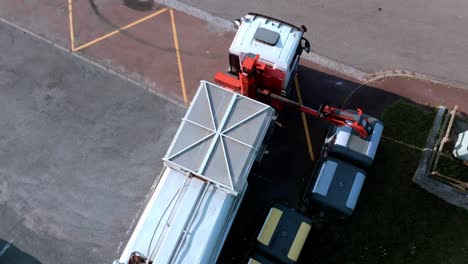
[116,81,275,264]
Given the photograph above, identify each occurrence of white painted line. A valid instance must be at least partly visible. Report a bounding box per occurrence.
[301,52,366,82]
[156,0,232,30]
[364,69,467,88]
[0,240,13,257]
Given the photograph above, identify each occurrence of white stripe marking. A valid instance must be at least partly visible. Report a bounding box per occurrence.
[156,0,231,30]
[0,240,14,257]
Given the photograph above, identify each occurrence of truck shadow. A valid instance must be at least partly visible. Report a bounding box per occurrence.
[0,238,42,264]
[295,65,410,117]
[295,64,414,159]
[219,65,426,264]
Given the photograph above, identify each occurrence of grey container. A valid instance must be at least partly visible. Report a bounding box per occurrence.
[309,157,366,216]
[324,112,383,168]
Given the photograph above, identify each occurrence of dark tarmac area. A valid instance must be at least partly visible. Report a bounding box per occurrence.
[218,65,409,264]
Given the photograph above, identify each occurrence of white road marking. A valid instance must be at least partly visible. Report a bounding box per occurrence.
[301,52,366,81]
[156,0,232,30]
[0,239,14,257]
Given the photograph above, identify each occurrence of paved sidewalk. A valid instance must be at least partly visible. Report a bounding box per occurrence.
[1,0,466,112]
[178,0,468,88]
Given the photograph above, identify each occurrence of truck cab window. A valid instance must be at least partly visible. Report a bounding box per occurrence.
[229,54,240,75]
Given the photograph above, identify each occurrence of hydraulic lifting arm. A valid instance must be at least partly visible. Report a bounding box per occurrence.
[215,54,373,139]
[257,89,373,139]
[215,54,261,98]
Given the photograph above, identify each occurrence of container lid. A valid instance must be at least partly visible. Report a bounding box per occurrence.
[328,113,383,168]
[310,157,366,215]
[164,81,274,194]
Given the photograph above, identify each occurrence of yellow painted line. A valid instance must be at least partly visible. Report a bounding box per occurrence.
[74,8,168,52]
[257,207,283,246]
[287,222,311,261]
[295,76,315,161]
[170,9,189,104]
[68,0,75,50]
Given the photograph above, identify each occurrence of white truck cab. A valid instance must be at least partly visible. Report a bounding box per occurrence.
[229,13,310,96]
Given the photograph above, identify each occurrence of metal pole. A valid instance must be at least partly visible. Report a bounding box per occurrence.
[432,105,458,173]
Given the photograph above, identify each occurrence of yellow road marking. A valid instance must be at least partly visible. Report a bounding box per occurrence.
[74,8,168,52]
[68,0,75,50]
[170,9,188,104]
[295,76,315,161]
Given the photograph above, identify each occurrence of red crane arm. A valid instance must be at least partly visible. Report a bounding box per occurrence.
[214,54,261,98]
[214,53,372,138]
[258,89,372,138]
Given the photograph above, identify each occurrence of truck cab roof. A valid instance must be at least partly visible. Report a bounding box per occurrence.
[229,13,304,72]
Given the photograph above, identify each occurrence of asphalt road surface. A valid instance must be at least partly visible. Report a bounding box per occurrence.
[178,0,468,86]
[0,22,184,263]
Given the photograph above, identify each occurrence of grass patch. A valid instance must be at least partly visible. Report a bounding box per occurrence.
[379,101,436,148]
[437,156,468,182]
[310,101,468,264]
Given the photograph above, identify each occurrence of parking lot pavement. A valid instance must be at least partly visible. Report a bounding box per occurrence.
[0,21,184,263]
[0,0,233,104]
[1,2,468,264]
[1,1,466,112]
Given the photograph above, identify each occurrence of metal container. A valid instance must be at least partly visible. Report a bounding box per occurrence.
[325,112,383,168]
[308,157,366,216]
[453,130,468,161]
[256,204,312,263]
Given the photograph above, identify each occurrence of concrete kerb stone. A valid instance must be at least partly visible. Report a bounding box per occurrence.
[412,106,468,210]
